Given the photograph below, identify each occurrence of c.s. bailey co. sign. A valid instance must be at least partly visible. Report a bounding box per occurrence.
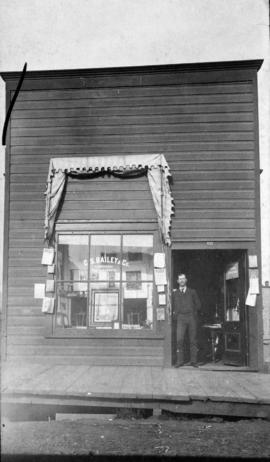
[84,257,129,267]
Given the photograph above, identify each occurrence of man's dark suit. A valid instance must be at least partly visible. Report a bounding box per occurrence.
[172,287,201,364]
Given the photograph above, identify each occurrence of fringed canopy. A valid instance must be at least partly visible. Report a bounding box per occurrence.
[44,154,174,245]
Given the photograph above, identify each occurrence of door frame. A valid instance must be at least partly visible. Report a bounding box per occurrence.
[170,242,263,370]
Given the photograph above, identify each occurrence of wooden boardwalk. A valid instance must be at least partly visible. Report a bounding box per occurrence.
[2,362,270,419]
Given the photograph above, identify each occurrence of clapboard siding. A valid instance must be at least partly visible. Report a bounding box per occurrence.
[3,63,260,364]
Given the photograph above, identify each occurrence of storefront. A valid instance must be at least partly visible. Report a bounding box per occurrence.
[1,60,264,369]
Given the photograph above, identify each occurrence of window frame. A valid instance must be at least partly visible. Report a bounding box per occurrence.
[53,230,158,335]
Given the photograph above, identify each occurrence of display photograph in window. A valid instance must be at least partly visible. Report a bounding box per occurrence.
[55,233,154,330]
[93,290,119,323]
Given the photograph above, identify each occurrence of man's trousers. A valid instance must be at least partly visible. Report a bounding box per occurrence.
[176,313,198,363]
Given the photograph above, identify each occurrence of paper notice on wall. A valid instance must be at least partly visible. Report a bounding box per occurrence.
[154,268,167,285]
[156,307,165,321]
[41,248,55,266]
[249,278,259,295]
[248,255,258,268]
[249,268,259,294]
[34,284,45,299]
[157,285,165,293]
[225,262,239,280]
[245,289,257,307]
[158,294,166,305]
[42,297,55,313]
[47,264,55,274]
[154,253,165,268]
[46,279,55,292]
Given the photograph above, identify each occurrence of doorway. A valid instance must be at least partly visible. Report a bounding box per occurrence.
[172,249,249,368]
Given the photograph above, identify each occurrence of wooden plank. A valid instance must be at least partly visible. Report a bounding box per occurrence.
[11,112,254,129]
[13,92,253,111]
[173,190,255,200]
[170,160,255,171]
[134,367,153,399]
[10,191,151,201]
[7,326,46,336]
[229,372,270,403]
[15,82,253,102]
[57,209,156,221]
[170,229,256,239]
[192,370,258,403]
[172,219,254,229]
[7,335,163,347]
[16,365,88,394]
[9,199,154,212]
[10,163,256,177]
[151,367,172,400]
[7,345,164,357]
[10,151,255,163]
[10,154,255,166]
[11,132,255,147]
[1,364,50,392]
[12,121,254,138]
[7,316,45,327]
[173,171,254,181]
[176,369,210,400]
[171,180,255,190]
[161,369,190,401]
[10,141,256,154]
[11,103,255,120]
[174,203,255,212]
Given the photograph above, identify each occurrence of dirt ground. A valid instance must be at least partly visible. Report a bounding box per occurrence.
[1,414,270,459]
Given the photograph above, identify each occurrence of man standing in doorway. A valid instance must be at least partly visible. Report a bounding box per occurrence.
[172,273,201,367]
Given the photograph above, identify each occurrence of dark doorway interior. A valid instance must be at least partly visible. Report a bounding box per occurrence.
[172,249,248,368]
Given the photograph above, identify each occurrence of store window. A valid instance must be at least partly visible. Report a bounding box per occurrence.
[55,234,154,330]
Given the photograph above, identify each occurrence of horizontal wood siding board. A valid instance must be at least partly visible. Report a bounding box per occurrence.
[14,82,253,101]
[7,335,164,347]
[10,142,255,154]
[10,153,255,165]
[7,345,164,357]
[13,93,254,111]
[172,219,254,229]
[10,200,154,211]
[171,229,256,239]
[171,180,255,190]
[9,190,256,201]
[11,133,255,146]
[5,353,163,366]
[11,113,255,129]
[11,103,255,119]
[11,122,254,137]
[9,160,255,174]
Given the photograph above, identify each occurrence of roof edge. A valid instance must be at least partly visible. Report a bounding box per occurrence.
[0,59,264,81]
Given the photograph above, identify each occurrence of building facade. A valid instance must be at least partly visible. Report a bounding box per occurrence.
[1,60,264,369]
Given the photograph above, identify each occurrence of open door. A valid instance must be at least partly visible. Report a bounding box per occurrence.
[223,254,248,366]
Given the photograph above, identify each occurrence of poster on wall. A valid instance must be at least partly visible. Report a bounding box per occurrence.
[154,268,167,285]
[41,248,55,266]
[156,307,165,321]
[225,262,239,280]
[42,297,55,313]
[34,284,45,299]
[154,253,165,268]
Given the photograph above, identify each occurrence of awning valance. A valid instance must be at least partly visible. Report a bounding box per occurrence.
[44,153,174,245]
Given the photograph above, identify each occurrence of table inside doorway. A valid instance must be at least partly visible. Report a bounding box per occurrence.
[203,324,223,362]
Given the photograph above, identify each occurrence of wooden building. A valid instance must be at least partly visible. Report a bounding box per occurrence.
[1,60,264,370]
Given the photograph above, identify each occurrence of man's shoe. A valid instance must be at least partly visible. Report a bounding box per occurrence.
[174,362,184,368]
